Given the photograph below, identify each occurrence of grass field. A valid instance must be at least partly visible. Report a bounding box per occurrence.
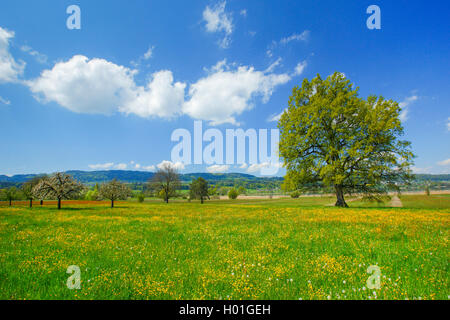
[0,196,448,300]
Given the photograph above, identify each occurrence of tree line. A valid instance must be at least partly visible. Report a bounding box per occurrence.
[0,162,247,209]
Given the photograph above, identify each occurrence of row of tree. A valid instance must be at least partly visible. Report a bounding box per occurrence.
[0,173,131,209]
[0,162,245,209]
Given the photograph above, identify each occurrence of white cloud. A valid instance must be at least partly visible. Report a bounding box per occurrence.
[247,162,271,173]
[239,163,248,169]
[203,1,233,48]
[0,96,11,105]
[240,9,247,17]
[411,166,432,174]
[267,109,286,122]
[207,164,229,173]
[437,159,450,166]
[120,70,186,118]
[293,60,307,76]
[27,55,137,115]
[142,165,155,171]
[265,58,282,73]
[399,95,418,122]
[143,46,154,60]
[88,162,114,170]
[27,55,186,119]
[0,26,25,83]
[20,45,47,64]
[115,163,128,170]
[446,117,450,131]
[183,60,291,125]
[280,31,310,45]
[157,160,185,171]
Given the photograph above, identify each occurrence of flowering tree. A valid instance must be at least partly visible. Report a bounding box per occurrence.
[99,179,131,208]
[33,173,84,209]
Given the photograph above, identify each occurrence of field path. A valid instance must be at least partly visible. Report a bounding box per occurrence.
[390,195,403,207]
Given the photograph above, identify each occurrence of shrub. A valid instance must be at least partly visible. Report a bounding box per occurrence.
[228,188,238,200]
[137,193,145,203]
[291,190,301,198]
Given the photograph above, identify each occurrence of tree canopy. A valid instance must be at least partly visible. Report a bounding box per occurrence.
[189,177,210,204]
[33,173,84,209]
[99,179,131,208]
[149,163,181,203]
[278,72,414,207]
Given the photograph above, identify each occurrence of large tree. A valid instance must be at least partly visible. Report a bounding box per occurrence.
[149,163,180,203]
[99,179,131,208]
[278,72,414,207]
[33,173,84,209]
[189,177,210,204]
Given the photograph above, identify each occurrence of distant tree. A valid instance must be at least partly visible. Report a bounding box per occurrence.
[237,186,246,195]
[228,188,238,200]
[137,192,145,203]
[425,181,431,196]
[4,187,18,206]
[189,177,210,204]
[149,163,181,203]
[21,176,44,208]
[290,190,301,198]
[99,179,131,208]
[279,72,414,207]
[33,173,84,210]
[85,183,99,201]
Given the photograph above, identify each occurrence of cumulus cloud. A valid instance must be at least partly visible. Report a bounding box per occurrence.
[411,166,432,174]
[0,96,11,105]
[247,162,271,173]
[239,163,248,169]
[27,55,137,115]
[120,70,186,118]
[203,1,233,48]
[141,165,156,171]
[399,95,418,122]
[0,26,25,83]
[183,60,291,125]
[207,164,229,173]
[27,55,186,119]
[157,160,185,171]
[115,163,128,170]
[437,159,450,166]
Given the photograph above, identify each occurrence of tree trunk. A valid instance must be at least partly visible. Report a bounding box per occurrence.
[57,198,61,210]
[29,199,33,208]
[201,197,204,204]
[9,199,12,206]
[40,200,43,206]
[335,185,348,207]
[165,196,169,204]
[111,200,114,208]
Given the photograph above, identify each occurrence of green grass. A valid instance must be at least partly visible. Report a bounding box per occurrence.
[0,198,448,300]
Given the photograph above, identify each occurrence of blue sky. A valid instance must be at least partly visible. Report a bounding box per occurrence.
[0,0,449,176]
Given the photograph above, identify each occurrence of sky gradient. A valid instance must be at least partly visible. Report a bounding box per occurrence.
[0,0,449,176]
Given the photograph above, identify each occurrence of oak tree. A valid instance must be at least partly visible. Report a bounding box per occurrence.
[278,73,414,207]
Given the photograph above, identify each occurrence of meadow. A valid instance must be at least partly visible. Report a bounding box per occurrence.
[0,196,448,300]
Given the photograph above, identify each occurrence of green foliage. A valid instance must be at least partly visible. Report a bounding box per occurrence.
[279,72,414,207]
[189,177,210,204]
[290,190,301,198]
[137,193,145,203]
[237,186,246,195]
[228,188,238,200]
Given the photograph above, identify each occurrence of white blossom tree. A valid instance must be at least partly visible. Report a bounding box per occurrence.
[99,179,131,208]
[32,173,84,210]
